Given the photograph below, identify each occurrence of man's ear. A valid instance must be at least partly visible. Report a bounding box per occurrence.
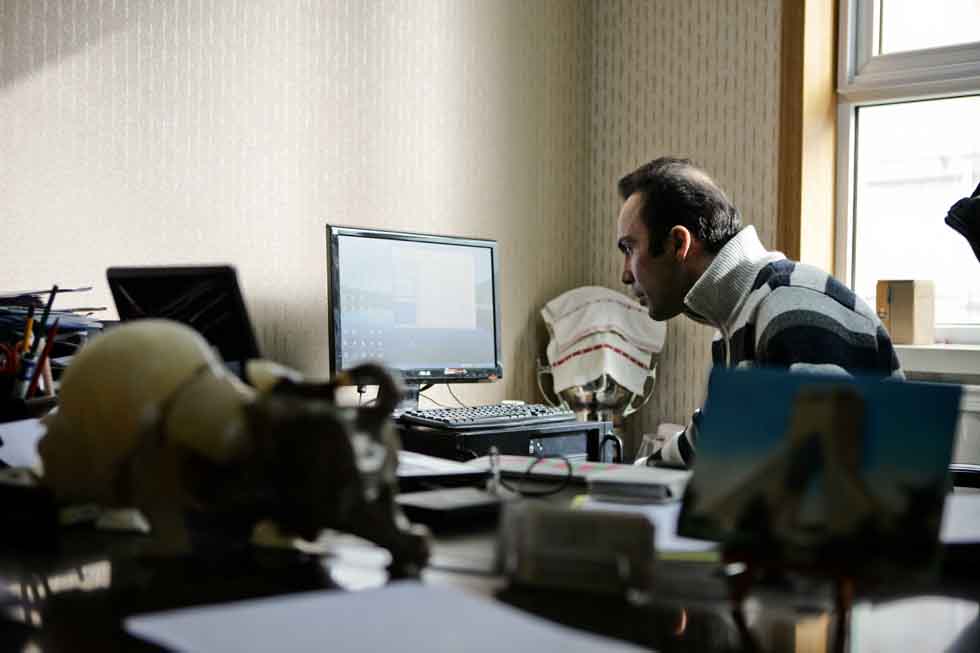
[668,225,694,261]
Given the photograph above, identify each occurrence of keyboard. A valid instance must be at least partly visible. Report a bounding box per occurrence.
[397,403,577,431]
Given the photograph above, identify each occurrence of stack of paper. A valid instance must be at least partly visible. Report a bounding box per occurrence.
[586,465,692,503]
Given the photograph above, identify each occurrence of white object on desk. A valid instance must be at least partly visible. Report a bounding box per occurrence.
[941,493,980,544]
[125,581,648,652]
[579,498,717,554]
[397,450,482,477]
[0,417,45,469]
[586,464,692,503]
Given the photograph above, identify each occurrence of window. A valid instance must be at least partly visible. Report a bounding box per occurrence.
[838,0,980,344]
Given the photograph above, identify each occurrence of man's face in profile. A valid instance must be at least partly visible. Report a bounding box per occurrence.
[616,193,687,321]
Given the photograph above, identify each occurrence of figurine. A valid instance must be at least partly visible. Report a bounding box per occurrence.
[38,319,429,573]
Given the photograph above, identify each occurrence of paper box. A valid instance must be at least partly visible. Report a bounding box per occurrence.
[876,280,935,345]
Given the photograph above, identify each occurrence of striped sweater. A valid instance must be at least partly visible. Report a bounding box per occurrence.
[651,226,903,468]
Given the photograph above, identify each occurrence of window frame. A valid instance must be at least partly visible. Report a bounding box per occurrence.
[836,0,980,345]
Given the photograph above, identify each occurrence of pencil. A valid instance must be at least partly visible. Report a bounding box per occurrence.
[30,284,59,358]
[20,306,35,354]
[41,358,55,397]
[27,319,59,399]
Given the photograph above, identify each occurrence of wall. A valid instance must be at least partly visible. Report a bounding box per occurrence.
[0,0,593,406]
[2,0,786,455]
[588,0,783,453]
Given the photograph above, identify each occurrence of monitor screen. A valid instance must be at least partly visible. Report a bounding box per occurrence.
[326,226,502,384]
[106,265,261,368]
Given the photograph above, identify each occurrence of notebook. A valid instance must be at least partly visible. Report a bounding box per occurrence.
[678,367,962,578]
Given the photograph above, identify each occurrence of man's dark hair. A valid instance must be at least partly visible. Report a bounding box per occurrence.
[618,157,741,255]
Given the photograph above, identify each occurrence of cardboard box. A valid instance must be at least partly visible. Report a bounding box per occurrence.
[876,280,935,345]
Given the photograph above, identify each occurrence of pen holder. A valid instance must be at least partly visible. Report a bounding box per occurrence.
[14,353,37,400]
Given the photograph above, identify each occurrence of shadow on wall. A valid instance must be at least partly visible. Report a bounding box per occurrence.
[0,0,143,89]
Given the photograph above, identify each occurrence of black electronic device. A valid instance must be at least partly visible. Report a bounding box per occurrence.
[397,419,615,463]
[106,265,260,376]
[326,225,502,407]
[398,403,576,431]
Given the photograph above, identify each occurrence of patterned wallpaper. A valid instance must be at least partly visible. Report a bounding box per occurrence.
[1,0,781,454]
[0,0,592,407]
[588,0,782,453]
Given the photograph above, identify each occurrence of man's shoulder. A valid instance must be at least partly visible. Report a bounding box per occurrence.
[752,260,879,324]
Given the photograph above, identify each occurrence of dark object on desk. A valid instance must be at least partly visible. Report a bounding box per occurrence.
[107,265,260,377]
[39,319,428,573]
[246,363,430,572]
[950,462,980,489]
[0,396,58,424]
[678,367,962,653]
[679,368,961,577]
[945,180,980,263]
[0,467,58,552]
[397,419,614,463]
[396,487,502,531]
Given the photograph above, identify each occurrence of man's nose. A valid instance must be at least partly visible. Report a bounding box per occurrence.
[621,263,634,286]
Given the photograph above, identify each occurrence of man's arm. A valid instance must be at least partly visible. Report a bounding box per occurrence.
[644,410,700,468]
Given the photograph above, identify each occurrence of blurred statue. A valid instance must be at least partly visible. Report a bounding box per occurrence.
[39,320,428,573]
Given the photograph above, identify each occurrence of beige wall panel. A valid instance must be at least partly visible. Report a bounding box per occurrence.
[0,0,592,406]
[589,0,782,454]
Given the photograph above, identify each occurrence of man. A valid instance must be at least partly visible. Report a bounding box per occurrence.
[616,157,902,467]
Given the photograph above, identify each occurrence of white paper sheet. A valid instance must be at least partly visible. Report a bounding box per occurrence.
[941,493,980,544]
[580,498,717,553]
[0,417,45,468]
[125,581,647,653]
[397,450,483,476]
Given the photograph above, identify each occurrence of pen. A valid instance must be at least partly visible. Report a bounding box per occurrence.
[26,318,59,399]
[30,284,58,358]
[20,306,35,354]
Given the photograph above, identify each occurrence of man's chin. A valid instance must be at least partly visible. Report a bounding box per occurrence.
[648,305,678,322]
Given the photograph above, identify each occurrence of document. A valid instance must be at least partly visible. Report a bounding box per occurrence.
[579,497,717,555]
[941,493,980,544]
[125,581,648,652]
[0,417,45,468]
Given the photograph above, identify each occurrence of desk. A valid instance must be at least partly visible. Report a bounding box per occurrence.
[2,498,980,652]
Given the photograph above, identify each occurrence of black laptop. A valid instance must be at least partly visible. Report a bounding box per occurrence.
[106,265,261,376]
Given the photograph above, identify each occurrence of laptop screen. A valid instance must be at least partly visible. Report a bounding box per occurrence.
[678,367,961,577]
[107,266,260,370]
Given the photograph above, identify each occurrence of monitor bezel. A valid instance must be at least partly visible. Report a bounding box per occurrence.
[326,225,503,385]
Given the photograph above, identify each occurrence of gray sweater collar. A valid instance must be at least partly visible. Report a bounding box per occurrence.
[683,226,785,330]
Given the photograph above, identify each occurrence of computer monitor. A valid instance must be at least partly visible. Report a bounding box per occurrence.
[106,265,261,377]
[326,226,503,398]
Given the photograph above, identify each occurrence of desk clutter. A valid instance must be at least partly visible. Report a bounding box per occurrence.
[1,290,976,653]
[31,319,428,573]
[0,285,103,420]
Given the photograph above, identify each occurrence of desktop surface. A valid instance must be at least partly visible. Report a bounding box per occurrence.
[4,490,980,652]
